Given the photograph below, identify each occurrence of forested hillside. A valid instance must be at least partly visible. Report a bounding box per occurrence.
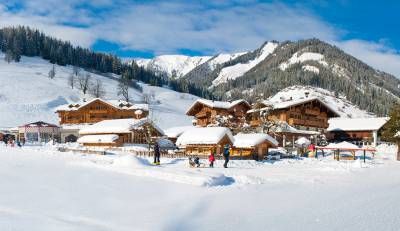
[0,26,213,99]
[184,39,400,116]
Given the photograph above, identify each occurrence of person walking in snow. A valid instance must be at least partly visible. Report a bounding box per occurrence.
[153,142,161,165]
[223,144,231,168]
[17,140,22,148]
[209,149,216,168]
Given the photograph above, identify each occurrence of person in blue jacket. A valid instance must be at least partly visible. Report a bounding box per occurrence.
[223,144,231,168]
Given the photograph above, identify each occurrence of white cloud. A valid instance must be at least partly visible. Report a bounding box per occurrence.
[0,1,399,78]
[336,40,400,77]
[94,2,339,54]
[0,2,96,47]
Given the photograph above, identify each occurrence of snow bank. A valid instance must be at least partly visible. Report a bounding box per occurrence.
[375,144,398,160]
[112,155,151,168]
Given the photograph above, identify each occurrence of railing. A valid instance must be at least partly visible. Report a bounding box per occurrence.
[57,147,254,160]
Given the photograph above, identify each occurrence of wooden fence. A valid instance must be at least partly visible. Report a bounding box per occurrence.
[57,147,253,160]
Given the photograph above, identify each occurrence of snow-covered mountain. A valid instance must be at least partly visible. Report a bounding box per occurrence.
[135,55,211,78]
[0,53,198,129]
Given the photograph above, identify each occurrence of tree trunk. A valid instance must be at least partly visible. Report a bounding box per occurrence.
[397,143,400,161]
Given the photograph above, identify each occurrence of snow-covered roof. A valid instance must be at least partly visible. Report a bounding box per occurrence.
[77,134,119,144]
[325,141,359,150]
[233,133,278,148]
[327,117,389,132]
[264,97,340,116]
[176,127,234,147]
[79,118,164,135]
[55,98,148,112]
[19,121,59,128]
[187,99,250,115]
[164,126,195,138]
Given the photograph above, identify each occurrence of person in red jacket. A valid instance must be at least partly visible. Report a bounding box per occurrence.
[209,149,216,168]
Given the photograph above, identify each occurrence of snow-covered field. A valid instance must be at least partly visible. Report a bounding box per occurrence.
[0,53,197,129]
[0,144,399,231]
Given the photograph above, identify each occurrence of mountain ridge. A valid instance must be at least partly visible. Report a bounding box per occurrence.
[135,39,400,116]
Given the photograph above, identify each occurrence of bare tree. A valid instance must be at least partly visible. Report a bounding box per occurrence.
[117,76,131,102]
[48,65,56,79]
[90,79,106,98]
[4,50,13,63]
[72,66,80,76]
[77,73,91,95]
[68,73,75,89]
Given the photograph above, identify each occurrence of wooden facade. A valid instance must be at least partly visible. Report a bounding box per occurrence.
[232,141,273,160]
[249,98,339,132]
[79,123,163,147]
[56,99,148,125]
[187,100,250,127]
[183,135,233,156]
[327,130,374,142]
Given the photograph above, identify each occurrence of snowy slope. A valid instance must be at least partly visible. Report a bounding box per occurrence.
[1,145,399,230]
[0,53,198,129]
[136,55,211,78]
[207,52,246,71]
[266,86,374,118]
[212,42,278,86]
[279,51,328,71]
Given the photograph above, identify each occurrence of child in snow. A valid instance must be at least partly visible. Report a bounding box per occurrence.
[209,150,215,168]
[193,157,201,167]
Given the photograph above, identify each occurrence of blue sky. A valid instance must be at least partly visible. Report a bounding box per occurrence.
[1,0,400,77]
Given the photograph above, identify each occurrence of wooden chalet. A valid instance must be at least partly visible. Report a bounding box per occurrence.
[232,133,278,160]
[176,127,234,156]
[56,98,148,143]
[248,97,340,132]
[56,98,149,125]
[78,118,163,147]
[327,117,389,146]
[186,99,250,127]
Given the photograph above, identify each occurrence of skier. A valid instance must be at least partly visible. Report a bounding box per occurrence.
[209,149,215,168]
[153,142,161,165]
[223,144,231,168]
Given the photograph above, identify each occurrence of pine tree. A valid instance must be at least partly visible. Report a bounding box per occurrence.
[381,103,400,142]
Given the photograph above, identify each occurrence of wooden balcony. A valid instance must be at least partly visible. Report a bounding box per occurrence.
[305,109,320,116]
[89,110,109,114]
